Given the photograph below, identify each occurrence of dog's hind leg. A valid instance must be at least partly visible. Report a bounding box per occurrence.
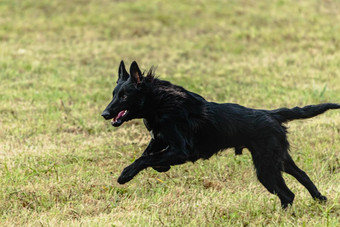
[283,155,327,202]
[275,174,296,208]
[254,163,295,208]
[250,144,295,208]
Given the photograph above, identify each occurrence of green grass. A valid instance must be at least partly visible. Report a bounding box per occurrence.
[1,0,340,226]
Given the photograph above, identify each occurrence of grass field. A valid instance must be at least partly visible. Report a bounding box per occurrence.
[1,0,340,226]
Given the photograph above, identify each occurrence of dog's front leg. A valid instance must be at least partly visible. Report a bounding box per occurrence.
[117,139,170,184]
[117,122,189,184]
[117,146,188,184]
[141,139,166,156]
[142,139,171,173]
[117,160,146,184]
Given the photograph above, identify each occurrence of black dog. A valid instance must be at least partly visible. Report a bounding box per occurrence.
[102,61,340,208]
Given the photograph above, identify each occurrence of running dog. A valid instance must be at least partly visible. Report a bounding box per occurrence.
[102,61,339,208]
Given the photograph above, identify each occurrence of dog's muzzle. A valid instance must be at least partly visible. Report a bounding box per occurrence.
[101,110,111,120]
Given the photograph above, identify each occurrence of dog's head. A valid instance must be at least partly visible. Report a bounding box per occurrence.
[101,61,147,127]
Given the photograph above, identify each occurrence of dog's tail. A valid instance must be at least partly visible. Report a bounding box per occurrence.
[269,103,340,123]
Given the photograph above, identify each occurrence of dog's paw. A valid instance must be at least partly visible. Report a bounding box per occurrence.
[117,170,134,184]
[117,161,146,184]
[117,174,132,184]
[152,166,171,172]
[316,195,327,202]
[117,165,136,184]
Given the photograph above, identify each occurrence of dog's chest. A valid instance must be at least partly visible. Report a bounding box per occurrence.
[143,119,156,139]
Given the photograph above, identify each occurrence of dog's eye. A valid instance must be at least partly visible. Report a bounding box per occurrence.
[119,94,128,101]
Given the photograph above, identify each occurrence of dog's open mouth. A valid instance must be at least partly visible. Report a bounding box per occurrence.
[111,110,128,127]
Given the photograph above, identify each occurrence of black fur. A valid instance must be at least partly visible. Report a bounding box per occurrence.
[102,61,340,208]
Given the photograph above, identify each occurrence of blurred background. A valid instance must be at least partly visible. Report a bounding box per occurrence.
[0,0,339,225]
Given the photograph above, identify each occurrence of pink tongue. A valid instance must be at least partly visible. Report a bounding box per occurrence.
[115,110,126,121]
[112,110,126,122]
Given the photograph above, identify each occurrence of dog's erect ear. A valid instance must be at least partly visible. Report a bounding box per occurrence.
[118,60,129,82]
[130,61,143,85]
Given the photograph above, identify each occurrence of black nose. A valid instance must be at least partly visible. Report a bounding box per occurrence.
[101,110,111,120]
